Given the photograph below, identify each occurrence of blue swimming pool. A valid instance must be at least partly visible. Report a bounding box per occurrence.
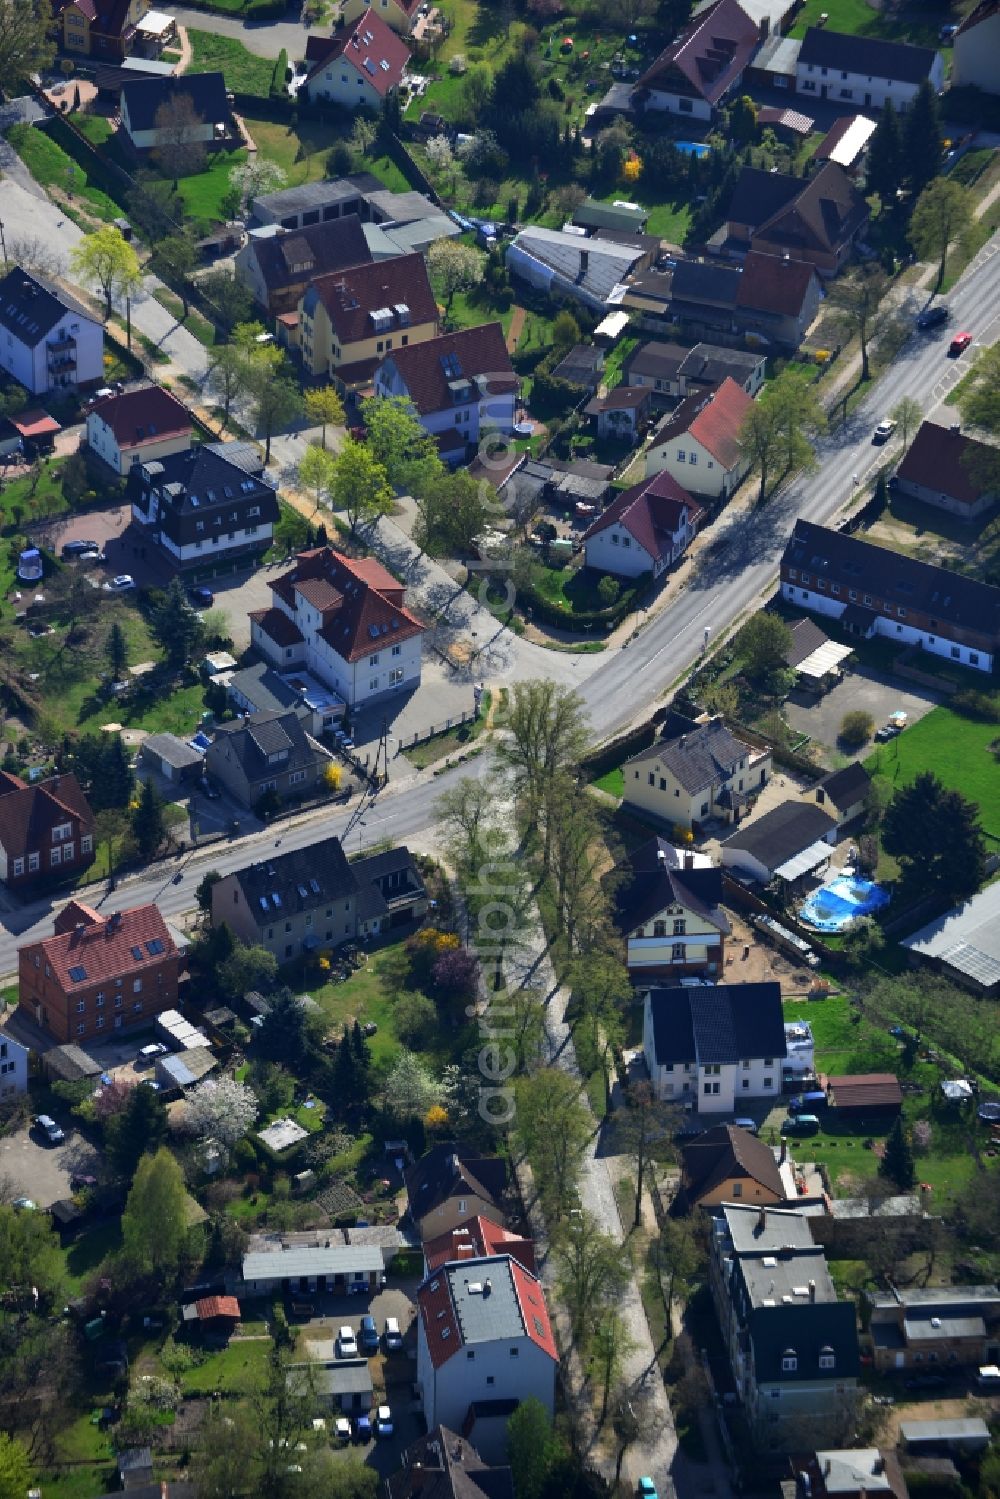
[674,140,711,158]
[798,874,890,932]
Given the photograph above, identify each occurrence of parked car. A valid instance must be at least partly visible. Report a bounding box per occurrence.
[138,1042,168,1060]
[976,1365,1000,1389]
[353,1413,372,1442]
[34,1113,65,1145]
[62,539,101,557]
[104,574,136,592]
[384,1316,402,1351]
[375,1405,393,1437]
[359,1314,379,1353]
[732,1118,758,1134]
[916,304,949,330]
[949,331,973,356]
[334,1417,352,1443]
[789,1091,827,1114]
[781,1113,821,1136]
[190,586,215,607]
[638,1481,659,1499]
[873,418,896,444]
[337,1325,358,1358]
[13,1196,37,1211]
[70,1173,97,1191]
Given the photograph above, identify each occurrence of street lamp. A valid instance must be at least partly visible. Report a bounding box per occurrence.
[703,625,711,652]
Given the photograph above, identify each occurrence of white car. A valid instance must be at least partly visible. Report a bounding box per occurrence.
[376,1404,393,1437]
[102,574,136,592]
[384,1316,402,1351]
[337,1325,358,1358]
[334,1417,352,1443]
[873,418,897,444]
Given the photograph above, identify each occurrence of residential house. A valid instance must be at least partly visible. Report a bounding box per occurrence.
[583,469,702,580]
[0,268,104,395]
[297,253,438,390]
[301,9,410,111]
[902,880,1000,995]
[0,408,61,462]
[127,442,280,579]
[827,1074,902,1118]
[405,1143,508,1241]
[0,771,95,889]
[952,0,1000,93]
[204,708,332,812]
[720,802,838,884]
[643,981,787,1110]
[374,323,518,464]
[709,1203,860,1448]
[813,114,878,177]
[352,845,428,938]
[894,421,997,519]
[734,251,824,346]
[627,252,821,349]
[415,1255,557,1462]
[795,28,944,111]
[867,1285,1000,1373]
[341,0,419,35]
[813,763,871,829]
[250,172,384,230]
[289,1360,374,1415]
[0,1028,29,1098]
[234,217,375,316]
[119,72,234,153]
[625,340,768,407]
[633,0,761,120]
[645,378,753,500]
[719,163,869,275]
[58,0,154,60]
[780,518,1000,672]
[551,343,605,391]
[622,713,771,829]
[85,383,192,475]
[506,227,647,314]
[790,1449,907,1499]
[422,1216,535,1276]
[226,661,347,738]
[611,833,730,984]
[679,1124,788,1210]
[249,545,425,708]
[387,1428,514,1499]
[18,900,184,1044]
[583,384,652,442]
[241,1238,385,1295]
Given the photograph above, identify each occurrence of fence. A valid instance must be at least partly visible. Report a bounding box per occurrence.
[394,707,478,753]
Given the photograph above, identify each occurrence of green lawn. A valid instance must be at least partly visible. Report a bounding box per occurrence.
[863,704,1000,839]
[152,289,217,347]
[175,147,249,227]
[292,946,405,1064]
[187,29,274,95]
[443,286,516,338]
[593,765,625,797]
[176,1338,272,1395]
[7,123,119,221]
[789,0,941,42]
[781,992,872,1075]
[242,115,338,182]
[532,561,611,615]
[62,1220,122,1293]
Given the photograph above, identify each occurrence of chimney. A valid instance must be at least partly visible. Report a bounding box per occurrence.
[684,850,694,870]
[483,1278,492,1296]
[758,1207,767,1231]
[579,249,589,276]
[657,848,666,864]
[874,1459,885,1475]
[780,1140,787,1164]
[107,911,121,933]
[809,1279,816,1302]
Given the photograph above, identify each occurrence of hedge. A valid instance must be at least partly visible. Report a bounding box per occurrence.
[521,569,651,632]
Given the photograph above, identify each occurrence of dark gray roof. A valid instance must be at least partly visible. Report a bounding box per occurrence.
[724,167,803,231]
[250,217,373,294]
[722,802,837,869]
[783,519,1000,641]
[388,1428,514,1499]
[142,733,204,771]
[252,173,383,222]
[128,443,279,548]
[288,1359,373,1397]
[798,25,939,83]
[614,835,730,937]
[749,1300,860,1383]
[647,982,786,1067]
[626,716,755,794]
[551,344,605,385]
[227,833,359,925]
[785,616,830,668]
[227,662,302,716]
[817,761,871,808]
[405,1143,506,1219]
[678,342,765,386]
[121,71,231,133]
[625,340,688,380]
[0,267,96,345]
[671,259,742,308]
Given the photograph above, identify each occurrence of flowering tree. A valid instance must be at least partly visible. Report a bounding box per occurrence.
[425,134,454,177]
[384,1050,440,1119]
[93,1077,136,1119]
[184,1077,259,1150]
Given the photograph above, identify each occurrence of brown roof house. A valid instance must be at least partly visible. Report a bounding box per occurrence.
[645,376,753,501]
[18,899,184,1043]
[86,384,192,475]
[827,1074,903,1117]
[611,833,729,984]
[634,0,761,121]
[679,1124,788,1210]
[234,216,376,316]
[719,162,869,275]
[583,470,703,581]
[204,708,332,813]
[387,1428,514,1499]
[583,384,653,443]
[0,772,95,889]
[58,0,154,61]
[341,0,420,36]
[296,252,438,391]
[894,421,998,519]
[405,1143,508,1241]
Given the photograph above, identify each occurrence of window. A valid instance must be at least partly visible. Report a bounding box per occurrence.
[679,97,693,112]
[672,943,684,960]
[289,770,306,785]
[764,1058,773,1066]
[732,1181,742,1197]
[81,835,92,855]
[95,1016,104,1030]
[467,1350,475,1360]
[653,920,666,937]
[676,450,686,462]
[133,979,142,994]
[970,653,980,666]
[819,1347,835,1370]
[391,644,401,656]
[742,1058,751,1068]
[11,858,23,877]
[115,994,123,1008]
[703,1081,720,1095]
[63,842,74,862]
[673,919,686,936]
[951,647,961,659]
[781,1350,797,1372]
[742,1078,750,1090]
[369,653,380,666]
[76,1000,85,1014]
[689,453,697,466]
[28,852,39,873]
[52,822,73,843]
[763,1077,773,1089]
[510,1347,519,1357]
[648,772,655,786]
[370,678,379,691]
[77,1023,86,1036]
[659,777,666,790]
[133,1001,142,1014]
[114,1015,123,1029]
[96,994,104,1007]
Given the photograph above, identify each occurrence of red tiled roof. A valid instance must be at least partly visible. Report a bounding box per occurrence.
[295,577,344,613]
[510,1259,558,1364]
[88,384,192,450]
[27,902,179,993]
[249,607,305,648]
[583,469,702,565]
[194,1295,241,1320]
[639,0,759,105]
[54,899,102,935]
[423,1216,535,1274]
[305,7,411,95]
[828,1073,903,1110]
[0,773,94,862]
[10,409,61,440]
[653,376,752,470]
[305,33,337,62]
[378,324,516,417]
[307,254,438,348]
[416,1255,556,1370]
[895,421,992,507]
[271,546,425,664]
[736,251,817,318]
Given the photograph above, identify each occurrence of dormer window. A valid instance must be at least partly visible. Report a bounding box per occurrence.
[52,822,73,844]
[781,1350,798,1372]
[819,1346,835,1370]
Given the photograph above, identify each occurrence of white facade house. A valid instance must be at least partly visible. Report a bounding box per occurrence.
[795,28,944,111]
[416,1255,557,1463]
[583,470,701,580]
[119,72,231,152]
[374,323,517,464]
[86,384,192,475]
[0,1030,28,1097]
[645,378,752,501]
[636,0,760,119]
[302,7,410,110]
[0,268,104,396]
[643,983,787,1113]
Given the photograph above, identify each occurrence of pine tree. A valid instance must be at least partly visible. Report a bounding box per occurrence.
[334,1024,362,1116]
[102,733,134,808]
[881,771,985,901]
[106,620,128,681]
[880,1117,915,1190]
[131,778,165,859]
[867,101,902,204]
[903,80,941,196]
[351,1018,371,1071]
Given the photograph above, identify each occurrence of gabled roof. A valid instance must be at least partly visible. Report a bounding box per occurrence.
[721,801,837,869]
[209,708,325,783]
[0,267,96,345]
[583,469,702,566]
[129,443,279,547]
[305,7,411,95]
[249,217,374,294]
[736,251,818,317]
[573,198,650,233]
[647,982,787,1067]
[304,252,437,346]
[828,1073,903,1110]
[816,761,871,810]
[509,226,644,304]
[387,1428,514,1499]
[225,834,359,924]
[626,714,756,793]
[0,771,94,859]
[754,162,869,256]
[248,607,305,649]
[798,25,939,84]
[785,616,831,668]
[405,1143,506,1221]
[27,902,179,992]
[251,172,383,222]
[268,545,425,663]
[682,1124,785,1201]
[87,383,192,449]
[584,384,650,414]
[814,113,878,169]
[378,323,516,416]
[678,342,766,386]
[895,421,995,507]
[670,258,743,309]
[650,377,752,470]
[625,340,689,381]
[121,71,231,134]
[902,880,1000,989]
[613,832,730,936]
[638,0,760,105]
[416,1254,557,1370]
[423,1215,535,1274]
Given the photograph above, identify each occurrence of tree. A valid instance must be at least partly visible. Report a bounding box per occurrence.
[497,680,589,862]
[958,341,1000,434]
[360,393,441,495]
[909,177,976,293]
[184,1077,259,1151]
[734,611,792,682]
[70,225,141,319]
[106,619,128,681]
[297,441,336,515]
[206,342,251,426]
[880,1116,916,1190]
[131,777,166,859]
[350,115,378,158]
[591,1310,638,1423]
[546,777,609,954]
[385,1049,440,1118]
[653,1216,700,1333]
[193,1400,260,1499]
[149,234,197,315]
[229,157,288,213]
[303,385,345,448]
[771,369,825,476]
[841,915,885,968]
[552,309,581,352]
[152,93,207,184]
[0,1202,64,1303]
[149,576,206,668]
[515,1068,591,1218]
[329,440,393,533]
[881,770,986,901]
[0,1434,32,1499]
[425,133,455,179]
[738,396,783,506]
[902,79,941,196]
[394,992,438,1047]
[195,869,222,915]
[127,171,185,243]
[866,101,903,204]
[829,265,888,382]
[0,0,53,87]
[427,237,486,314]
[555,1209,630,1342]
[891,395,922,449]
[201,269,256,330]
[458,64,493,125]
[248,370,302,465]
[615,1080,661,1230]
[122,1146,189,1276]
[839,709,874,748]
[413,465,490,556]
[219,943,279,1001]
[507,1398,556,1499]
[597,574,619,608]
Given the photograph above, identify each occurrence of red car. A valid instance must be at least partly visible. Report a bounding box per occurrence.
[949,331,973,356]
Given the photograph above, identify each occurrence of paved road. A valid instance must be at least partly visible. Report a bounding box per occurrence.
[171,3,320,57]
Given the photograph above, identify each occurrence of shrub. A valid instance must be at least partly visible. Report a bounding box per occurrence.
[839,710,875,748]
[952,687,1000,721]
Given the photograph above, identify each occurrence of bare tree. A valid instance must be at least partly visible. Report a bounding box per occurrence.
[152,94,208,185]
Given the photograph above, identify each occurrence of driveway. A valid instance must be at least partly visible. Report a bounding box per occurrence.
[170,3,322,58]
[783,668,941,761]
[0,1122,103,1207]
